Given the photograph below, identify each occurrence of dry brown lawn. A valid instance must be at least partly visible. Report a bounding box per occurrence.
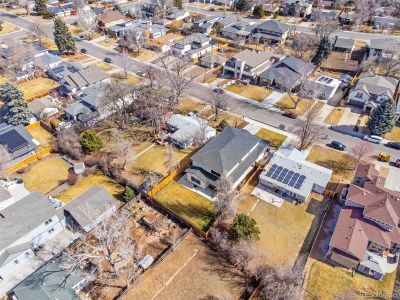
[226,84,272,102]
[175,98,206,115]
[256,128,287,148]
[0,22,20,35]
[208,111,248,129]
[29,126,54,151]
[97,38,117,47]
[324,107,345,125]
[385,125,400,142]
[274,94,315,115]
[123,232,247,300]
[131,49,156,61]
[18,77,60,101]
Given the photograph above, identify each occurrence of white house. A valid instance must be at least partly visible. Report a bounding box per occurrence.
[0,192,64,281]
[304,76,342,100]
[258,148,332,203]
[167,114,216,149]
[171,33,213,61]
[347,72,398,113]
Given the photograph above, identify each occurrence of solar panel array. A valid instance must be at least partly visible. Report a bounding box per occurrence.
[265,164,306,190]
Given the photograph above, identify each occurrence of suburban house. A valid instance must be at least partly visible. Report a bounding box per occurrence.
[107,19,151,38]
[221,21,256,40]
[47,61,84,82]
[59,187,117,233]
[28,95,59,120]
[280,0,313,17]
[166,114,216,149]
[213,15,238,29]
[332,36,355,53]
[64,81,134,126]
[145,33,177,53]
[309,9,338,21]
[373,16,400,30]
[368,38,400,59]
[183,127,270,197]
[339,12,362,25]
[97,10,126,29]
[167,9,189,21]
[59,66,110,95]
[223,49,283,81]
[304,76,342,100]
[200,53,227,68]
[0,192,64,282]
[171,33,212,61]
[0,123,37,162]
[328,164,400,280]
[34,52,63,71]
[347,72,398,113]
[46,2,74,16]
[10,256,89,300]
[258,56,315,88]
[258,148,332,203]
[193,15,221,34]
[250,20,290,45]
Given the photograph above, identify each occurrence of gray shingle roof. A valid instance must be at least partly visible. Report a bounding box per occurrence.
[256,20,290,33]
[191,127,268,176]
[370,38,400,53]
[63,66,109,90]
[334,36,355,49]
[0,123,37,160]
[0,192,56,250]
[354,72,398,98]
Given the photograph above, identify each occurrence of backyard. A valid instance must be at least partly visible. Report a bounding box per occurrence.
[274,94,315,116]
[123,232,246,300]
[225,84,272,102]
[256,128,287,148]
[56,171,124,203]
[29,125,54,151]
[22,156,69,194]
[307,145,355,183]
[18,77,60,101]
[152,181,216,231]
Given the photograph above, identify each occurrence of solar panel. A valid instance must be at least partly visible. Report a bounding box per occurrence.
[277,168,288,182]
[283,170,294,184]
[288,173,300,187]
[272,166,283,179]
[294,175,306,189]
[0,130,28,153]
[266,164,277,177]
[326,78,333,84]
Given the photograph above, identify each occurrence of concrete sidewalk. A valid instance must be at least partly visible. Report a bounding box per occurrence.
[261,90,285,107]
[338,107,360,126]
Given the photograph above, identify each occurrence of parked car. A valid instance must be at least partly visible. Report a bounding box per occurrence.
[187,111,198,117]
[363,135,383,144]
[330,141,346,151]
[136,71,146,77]
[80,48,87,54]
[104,57,112,63]
[282,112,298,119]
[385,142,400,150]
[213,88,225,94]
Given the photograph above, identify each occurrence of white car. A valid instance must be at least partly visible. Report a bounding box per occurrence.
[363,135,383,144]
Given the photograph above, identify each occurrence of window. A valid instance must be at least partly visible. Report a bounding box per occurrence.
[14,260,19,265]
[191,176,201,185]
[48,228,55,234]
[44,218,52,225]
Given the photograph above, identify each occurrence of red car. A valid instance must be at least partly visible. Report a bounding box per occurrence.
[282,112,298,119]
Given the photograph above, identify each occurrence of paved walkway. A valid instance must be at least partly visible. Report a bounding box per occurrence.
[316,104,334,125]
[251,185,284,208]
[261,90,285,107]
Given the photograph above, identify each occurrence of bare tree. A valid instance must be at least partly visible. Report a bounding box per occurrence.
[119,49,130,79]
[119,28,146,54]
[206,91,228,121]
[313,14,338,39]
[215,176,236,218]
[193,118,211,147]
[0,145,10,179]
[159,52,194,107]
[349,141,374,169]
[151,0,173,19]
[289,33,319,60]
[64,209,142,289]
[293,104,324,150]
[370,56,400,79]
[77,5,97,37]
[111,134,134,172]
[29,23,48,45]
[55,128,83,159]
[5,41,36,79]
[100,79,135,130]
[164,143,179,173]
[143,64,162,88]
[354,0,378,26]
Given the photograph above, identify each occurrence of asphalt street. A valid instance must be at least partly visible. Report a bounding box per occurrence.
[0,10,399,157]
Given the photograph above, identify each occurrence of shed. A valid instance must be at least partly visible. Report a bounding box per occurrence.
[137,255,154,270]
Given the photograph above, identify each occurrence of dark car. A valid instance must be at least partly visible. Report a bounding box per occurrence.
[282,112,298,119]
[386,142,400,150]
[80,48,87,54]
[104,57,112,63]
[213,88,225,94]
[330,141,346,151]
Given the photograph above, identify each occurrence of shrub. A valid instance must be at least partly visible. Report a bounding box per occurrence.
[230,213,260,240]
[81,130,102,153]
[218,119,229,131]
[50,118,61,131]
[67,172,79,185]
[123,186,135,202]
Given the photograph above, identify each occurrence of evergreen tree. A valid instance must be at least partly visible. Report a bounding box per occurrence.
[367,100,396,135]
[312,36,332,65]
[123,186,135,202]
[81,130,102,153]
[175,0,183,10]
[54,18,76,54]
[252,4,265,18]
[5,98,33,126]
[34,0,47,15]
[234,0,254,12]
[0,83,25,104]
[230,213,260,240]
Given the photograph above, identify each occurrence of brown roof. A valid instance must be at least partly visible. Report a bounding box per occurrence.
[354,163,379,179]
[329,248,360,269]
[97,10,125,24]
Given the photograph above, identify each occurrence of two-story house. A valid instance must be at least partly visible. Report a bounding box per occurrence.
[223,49,283,81]
[183,127,270,198]
[193,15,221,34]
[280,0,313,17]
[328,164,400,280]
[250,20,290,45]
[97,9,125,30]
[220,21,256,41]
[347,72,398,114]
[171,33,212,61]
[0,192,64,282]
